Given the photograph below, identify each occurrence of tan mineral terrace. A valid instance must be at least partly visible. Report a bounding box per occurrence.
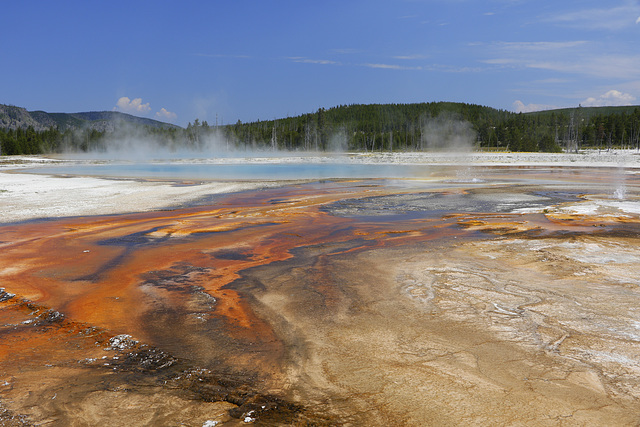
[0,154,640,425]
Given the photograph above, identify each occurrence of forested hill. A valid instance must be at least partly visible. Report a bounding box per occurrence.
[221,102,640,153]
[0,104,178,132]
[226,102,513,152]
[1,101,640,155]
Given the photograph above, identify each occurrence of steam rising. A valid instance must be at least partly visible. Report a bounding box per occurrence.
[62,119,275,161]
[61,112,479,162]
[62,120,355,162]
[328,127,349,152]
[420,113,476,152]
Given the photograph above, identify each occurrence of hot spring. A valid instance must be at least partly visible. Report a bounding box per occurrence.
[2,154,640,425]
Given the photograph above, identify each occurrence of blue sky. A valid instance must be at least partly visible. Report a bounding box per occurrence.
[2,1,639,126]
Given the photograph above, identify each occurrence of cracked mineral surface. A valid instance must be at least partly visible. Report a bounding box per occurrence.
[0,161,640,425]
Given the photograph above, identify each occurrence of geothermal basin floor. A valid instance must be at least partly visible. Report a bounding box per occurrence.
[0,155,640,425]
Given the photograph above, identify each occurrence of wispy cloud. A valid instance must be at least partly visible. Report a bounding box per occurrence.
[530,55,640,80]
[424,64,485,73]
[393,54,430,60]
[362,63,422,70]
[533,78,570,84]
[331,48,361,55]
[363,63,403,70]
[483,40,640,79]
[360,62,482,73]
[194,53,250,59]
[545,1,640,30]
[490,41,588,51]
[288,57,340,65]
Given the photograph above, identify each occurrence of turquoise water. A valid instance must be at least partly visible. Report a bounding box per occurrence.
[28,162,434,180]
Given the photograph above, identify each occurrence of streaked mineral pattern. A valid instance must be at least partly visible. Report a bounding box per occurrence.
[1,166,639,425]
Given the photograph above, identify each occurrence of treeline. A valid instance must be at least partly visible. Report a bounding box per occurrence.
[0,127,106,155]
[529,107,640,152]
[0,126,189,155]
[219,103,640,153]
[2,102,640,155]
[225,103,510,152]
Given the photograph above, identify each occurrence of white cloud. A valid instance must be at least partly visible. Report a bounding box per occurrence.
[155,108,177,121]
[534,55,640,80]
[513,100,561,113]
[547,2,640,30]
[362,63,423,70]
[533,78,570,84]
[581,90,636,107]
[194,53,250,59]
[288,57,339,65]
[364,63,403,70]
[113,97,151,115]
[393,54,430,60]
[636,16,640,24]
[491,41,588,51]
[331,48,361,55]
[483,41,640,79]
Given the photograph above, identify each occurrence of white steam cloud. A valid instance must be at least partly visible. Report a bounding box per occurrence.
[63,118,320,163]
[69,120,238,162]
[328,128,349,152]
[420,113,476,152]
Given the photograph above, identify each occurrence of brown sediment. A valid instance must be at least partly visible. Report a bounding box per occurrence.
[1,172,640,424]
[0,181,397,424]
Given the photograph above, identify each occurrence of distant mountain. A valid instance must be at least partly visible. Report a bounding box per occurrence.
[0,104,180,132]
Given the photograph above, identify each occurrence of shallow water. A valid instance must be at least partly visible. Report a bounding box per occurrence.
[28,162,433,180]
